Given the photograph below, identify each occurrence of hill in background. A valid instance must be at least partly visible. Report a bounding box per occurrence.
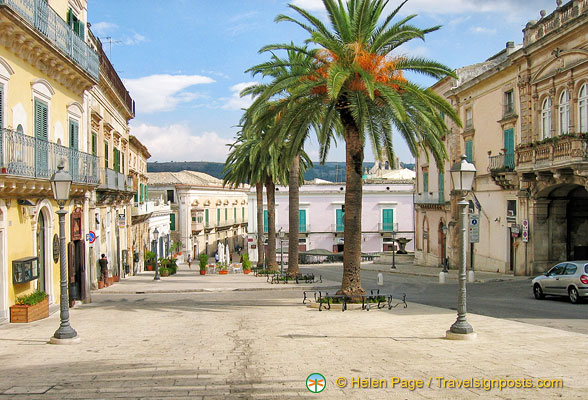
[147,161,414,182]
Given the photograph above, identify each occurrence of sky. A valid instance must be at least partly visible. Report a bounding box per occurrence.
[88,0,556,164]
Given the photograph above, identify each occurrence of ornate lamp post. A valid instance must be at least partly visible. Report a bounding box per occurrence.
[446,155,477,340]
[49,162,79,344]
[153,228,160,281]
[390,230,397,270]
[442,225,449,273]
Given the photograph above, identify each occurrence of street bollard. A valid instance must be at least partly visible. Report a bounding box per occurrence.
[377,273,383,286]
[439,271,446,284]
[467,270,475,283]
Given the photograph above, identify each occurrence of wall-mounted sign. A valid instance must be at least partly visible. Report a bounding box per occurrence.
[53,234,60,263]
[71,207,83,241]
[86,231,96,244]
[118,213,126,228]
[522,219,529,243]
[469,215,479,243]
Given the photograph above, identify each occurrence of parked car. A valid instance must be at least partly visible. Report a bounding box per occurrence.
[532,261,588,304]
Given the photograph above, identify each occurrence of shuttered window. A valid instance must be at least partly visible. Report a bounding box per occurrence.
[0,84,4,129]
[104,141,109,169]
[263,210,268,233]
[336,209,344,232]
[382,209,394,231]
[299,210,306,233]
[170,214,176,231]
[34,99,48,174]
[91,131,97,155]
[69,119,79,149]
[465,140,473,163]
[113,148,120,172]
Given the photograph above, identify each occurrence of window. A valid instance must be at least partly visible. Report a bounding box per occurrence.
[465,108,473,128]
[579,84,588,132]
[166,190,174,203]
[382,209,394,231]
[113,148,120,172]
[170,214,176,231]
[67,8,84,39]
[0,83,4,129]
[559,90,570,134]
[439,172,444,199]
[225,208,228,221]
[507,200,516,220]
[423,171,429,193]
[504,128,515,169]
[242,207,245,221]
[104,140,109,169]
[504,90,514,115]
[299,209,307,233]
[91,131,97,155]
[145,185,148,201]
[465,140,473,163]
[233,207,237,222]
[205,209,209,227]
[139,183,143,203]
[542,97,552,139]
[335,208,344,232]
[547,263,566,276]
[263,210,268,233]
[564,264,577,276]
[69,119,79,150]
[34,99,48,171]
[217,208,221,224]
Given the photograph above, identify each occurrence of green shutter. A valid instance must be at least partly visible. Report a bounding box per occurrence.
[465,140,473,163]
[217,208,220,224]
[34,99,48,175]
[139,183,143,202]
[205,209,209,226]
[145,185,148,201]
[234,207,237,222]
[225,208,227,221]
[0,84,4,129]
[263,210,268,233]
[504,129,514,169]
[104,141,109,168]
[113,148,120,172]
[91,132,97,155]
[69,119,79,149]
[121,153,125,174]
[383,209,394,231]
[170,214,176,231]
[299,210,306,233]
[242,207,244,221]
[439,172,444,200]
[423,172,429,193]
[336,209,344,232]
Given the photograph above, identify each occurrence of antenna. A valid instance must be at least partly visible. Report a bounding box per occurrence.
[101,36,121,59]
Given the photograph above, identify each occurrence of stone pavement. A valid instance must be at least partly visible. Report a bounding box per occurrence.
[0,265,584,399]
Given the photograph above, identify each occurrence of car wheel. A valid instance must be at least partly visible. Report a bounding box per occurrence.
[568,287,580,304]
[533,284,545,300]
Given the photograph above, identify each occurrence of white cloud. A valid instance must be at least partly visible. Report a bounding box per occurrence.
[470,26,497,34]
[290,0,325,11]
[123,32,147,46]
[91,21,118,36]
[123,74,215,113]
[222,82,258,110]
[131,123,231,162]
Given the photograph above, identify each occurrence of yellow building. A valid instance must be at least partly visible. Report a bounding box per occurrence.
[415,0,588,276]
[0,0,99,319]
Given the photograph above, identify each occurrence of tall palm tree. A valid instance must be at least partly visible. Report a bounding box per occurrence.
[251,0,459,298]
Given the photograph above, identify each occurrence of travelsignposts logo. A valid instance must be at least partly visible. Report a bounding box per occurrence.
[306,373,326,393]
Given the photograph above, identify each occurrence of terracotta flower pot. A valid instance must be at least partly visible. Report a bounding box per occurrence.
[218,270,228,275]
[244,270,251,274]
[113,275,119,282]
[146,264,154,271]
[107,277,114,286]
[98,281,105,289]
[200,270,206,275]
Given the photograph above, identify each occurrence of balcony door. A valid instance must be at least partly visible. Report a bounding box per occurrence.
[336,208,344,232]
[69,119,79,181]
[382,209,394,232]
[34,99,48,177]
[299,209,306,233]
[504,128,514,169]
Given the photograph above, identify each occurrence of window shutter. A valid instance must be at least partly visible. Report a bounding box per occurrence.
[383,209,394,231]
[423,172,429,193]
[0,84,4,129]
[69,119,79,149]
[217,208,220,224]
[145,185,148,201]
[139,183,143,202]
[465,140,473,163]
[170,214,176,231]
[205,209,209,225]
[299,210,306,233]
[336,209,344,231]
[263,210,268,233]
[439,172,444,198]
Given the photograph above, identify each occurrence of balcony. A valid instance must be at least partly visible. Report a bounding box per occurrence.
[191,220,204,232]
[99,168,132,191]
[488,153,518,190]
[331,223,345,233]
[414,192,445,204]
[523,0,588,46]
[0,127,99,187]
[378,222,399,233]
[516,135,588,173]
[0,0,99,80]
[96,37,135,117]
[299,224,310,234]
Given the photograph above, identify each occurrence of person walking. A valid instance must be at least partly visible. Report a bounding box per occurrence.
[99,254,108,287]
[187,254,192,269]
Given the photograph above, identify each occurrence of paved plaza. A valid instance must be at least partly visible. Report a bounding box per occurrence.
[0,265,586,399]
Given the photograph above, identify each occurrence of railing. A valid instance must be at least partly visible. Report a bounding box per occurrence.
[524,0,588,46]
[96,38,135,115]
[331,223,345,232]
[99,168,131,191]
[300,224,310,233]
[0,0,99,80]
[414,192,445,204]
[489,153,515,172]
[0,127,98,184]
[517,136,588,169]
[378,222,399,232]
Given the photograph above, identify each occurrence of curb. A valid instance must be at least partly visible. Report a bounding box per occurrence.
[91,284,340,295]
[362,266,531,283]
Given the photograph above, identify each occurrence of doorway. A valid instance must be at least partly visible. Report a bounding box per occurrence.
[36,211,47,293]
[68,240,86,305]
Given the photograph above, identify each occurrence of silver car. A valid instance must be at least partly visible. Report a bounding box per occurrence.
[532,261,588,304]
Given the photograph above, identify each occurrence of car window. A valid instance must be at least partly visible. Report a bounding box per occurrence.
[548,264,566,276]
[564,264,577,276]
[585,264,588,274]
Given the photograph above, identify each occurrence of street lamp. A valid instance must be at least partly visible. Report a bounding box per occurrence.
[390,230,397,270]
[447,155,477,340]
[278,228,285,274]
[49,161,79,344]
[153,228,160,281]
[442,225,449,273]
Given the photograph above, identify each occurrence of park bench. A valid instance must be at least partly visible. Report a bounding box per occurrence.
[268,273,322,284]
[306,289,407,312]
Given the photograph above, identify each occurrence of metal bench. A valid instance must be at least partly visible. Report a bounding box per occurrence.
[360,289,407,311]
[269,273,322,284]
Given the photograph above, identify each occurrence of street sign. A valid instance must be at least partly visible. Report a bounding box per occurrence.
[118,213,126,228]
[469,214,479,243]
[86,231,96,244]
[522,219,529,243]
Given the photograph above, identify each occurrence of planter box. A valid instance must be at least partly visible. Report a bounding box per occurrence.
[244,270,251,274]
[146,264,154,271]
[107,277,114,286]
[199,270,206,275]
[98,281,105,289]
[113,275,120,282]
[10,297,49,323]
[218,270,228,275]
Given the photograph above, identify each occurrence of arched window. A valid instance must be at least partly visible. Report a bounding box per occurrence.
[542,97,552,139]
[579,83,588,133]
[559,90,570,134]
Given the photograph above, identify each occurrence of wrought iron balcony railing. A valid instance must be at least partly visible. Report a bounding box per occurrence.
[517,135,588,170]
[98,168,132,191]
[0,127,99,184]
[378,222,399,232]
[331,223,345,232]
[414,192,445,204]
[0,0,99,80]
[489,153,515,172]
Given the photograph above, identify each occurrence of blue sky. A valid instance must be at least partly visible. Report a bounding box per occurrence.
[88,0,555,164]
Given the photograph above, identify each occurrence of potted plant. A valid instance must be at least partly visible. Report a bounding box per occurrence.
[242,254,252,274]
[168,257,178,274]
[10,290,49,323]
[217,262,228,275]
[199,254,208,275]
[145,251,157,271]
[159,267,170,277]
[171,241,182,256]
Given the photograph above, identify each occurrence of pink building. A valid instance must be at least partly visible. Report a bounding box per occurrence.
[247,169,415,263]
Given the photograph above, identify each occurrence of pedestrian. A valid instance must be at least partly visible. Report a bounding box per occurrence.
[187,254,192,269]
[99,254,108,287]
[214,251,219,263]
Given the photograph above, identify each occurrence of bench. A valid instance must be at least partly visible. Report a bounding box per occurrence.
[307,289,407,312]
[269,273,322,284]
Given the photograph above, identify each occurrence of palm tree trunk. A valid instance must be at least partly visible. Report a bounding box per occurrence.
[266,178,278,271]
[287,154,300,278]
[256,182,265,268]
[339,106,365,300]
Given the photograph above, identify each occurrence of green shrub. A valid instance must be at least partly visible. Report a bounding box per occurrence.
[242,254,252,271]
[16,290,48,306]
[145,251,157,263]
[199,254,209,271]
[159,267,170,276]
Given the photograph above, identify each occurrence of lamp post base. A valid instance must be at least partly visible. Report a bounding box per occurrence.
[49,335,81,345]
[445,330,477,341]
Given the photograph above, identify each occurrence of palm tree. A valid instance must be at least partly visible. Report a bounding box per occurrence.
[251,0,459,299]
